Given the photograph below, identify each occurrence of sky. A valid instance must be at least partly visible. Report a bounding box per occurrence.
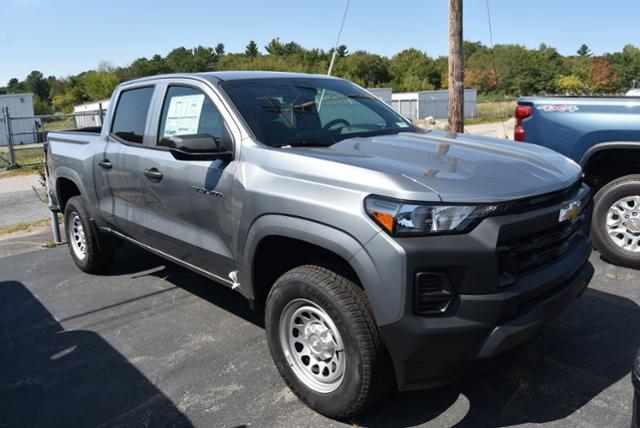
[1,0,639,86]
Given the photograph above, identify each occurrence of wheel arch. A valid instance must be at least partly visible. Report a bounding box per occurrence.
[54,169,86,212]
[579,142,640,192]
[580,141,640,167]
[240,215,390,323]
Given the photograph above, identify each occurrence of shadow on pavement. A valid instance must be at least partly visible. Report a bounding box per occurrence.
[108,244,263,327]
[356,287,639,427]
[0,280,193,427]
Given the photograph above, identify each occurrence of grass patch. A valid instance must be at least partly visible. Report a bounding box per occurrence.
[0,146,43,168]
[0,215,62,236]
[468,100,517,125]
[0,166,40,178]
[10,147,42,166]
[41,116,75,132]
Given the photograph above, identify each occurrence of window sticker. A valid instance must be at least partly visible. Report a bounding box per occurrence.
[396,121,410,128]
[163,94,205,137]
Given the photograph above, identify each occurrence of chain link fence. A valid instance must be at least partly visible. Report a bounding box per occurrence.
[0,104,106,169]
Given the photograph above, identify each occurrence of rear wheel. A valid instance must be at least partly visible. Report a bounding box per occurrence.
[265,265,393,419]
[64,196,115,273]
[592,174,640,269]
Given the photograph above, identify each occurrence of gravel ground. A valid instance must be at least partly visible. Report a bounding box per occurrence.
[0,237,637,427]
[0,174,49,228]
[465,118,516,139]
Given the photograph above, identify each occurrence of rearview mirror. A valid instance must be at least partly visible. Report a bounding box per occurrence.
[161,134,233,161]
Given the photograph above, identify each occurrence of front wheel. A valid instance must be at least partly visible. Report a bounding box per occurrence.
[265,265,393,419]
[592,174,640,269]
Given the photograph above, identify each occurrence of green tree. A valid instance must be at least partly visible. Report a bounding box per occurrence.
[464,40,488,61]
[245,40,259,57]
[607,44,640,91]
[7,78,22,92]
[556,74,586,94]
[33,95,52,115]
[389,49,440,91]
[192,45,214,70]
[24,71,51,101]
[80,71,119,100]
[265,38,285,55]
[577,44,592,57]
[335,51,390,87]
[214,43,226,57]
[165,47,196,72]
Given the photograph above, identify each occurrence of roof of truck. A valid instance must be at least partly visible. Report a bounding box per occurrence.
[123,71,340,86]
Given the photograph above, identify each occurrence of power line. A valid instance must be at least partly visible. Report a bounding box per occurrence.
[327,0,351,76]
[485,0,509,139]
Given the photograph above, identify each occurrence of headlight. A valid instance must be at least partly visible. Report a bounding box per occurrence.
[365,195,499,236]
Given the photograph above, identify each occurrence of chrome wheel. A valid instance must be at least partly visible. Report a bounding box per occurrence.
[279,298,345,393]
[606,195,640,252]
[69,212,87,260]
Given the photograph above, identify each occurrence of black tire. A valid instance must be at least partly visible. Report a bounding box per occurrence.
[64,196,115,273]
[591,174,640,269]
[265,265,393,419]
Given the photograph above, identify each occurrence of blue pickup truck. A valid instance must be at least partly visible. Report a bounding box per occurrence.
[515,96,640,268]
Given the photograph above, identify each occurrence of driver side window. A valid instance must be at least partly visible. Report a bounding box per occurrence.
[316,90,386,128]
[158,86,228,147]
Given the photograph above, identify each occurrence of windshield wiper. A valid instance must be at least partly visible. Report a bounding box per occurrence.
[346,93,374,100]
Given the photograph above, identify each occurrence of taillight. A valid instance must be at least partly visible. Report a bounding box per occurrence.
[514,105,532,142]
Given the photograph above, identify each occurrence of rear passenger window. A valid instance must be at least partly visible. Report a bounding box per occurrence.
[158,86,228,147]
[111,86,154,144]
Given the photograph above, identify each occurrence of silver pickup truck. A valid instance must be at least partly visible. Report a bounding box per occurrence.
[46,71,594,418]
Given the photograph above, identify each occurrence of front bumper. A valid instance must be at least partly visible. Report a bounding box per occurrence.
[378,186,594,391]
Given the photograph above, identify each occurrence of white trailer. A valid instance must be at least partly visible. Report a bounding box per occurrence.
[73,99,110,128]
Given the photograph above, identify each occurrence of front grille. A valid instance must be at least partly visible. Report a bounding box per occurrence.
[498,204,590,279]
[506,179,583,214]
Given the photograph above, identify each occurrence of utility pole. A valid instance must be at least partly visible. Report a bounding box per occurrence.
[448,0,464,133]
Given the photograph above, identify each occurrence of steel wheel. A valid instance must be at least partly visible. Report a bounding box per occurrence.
[279,298,345,393]
[69,212,87,260]
[606,195,640,252]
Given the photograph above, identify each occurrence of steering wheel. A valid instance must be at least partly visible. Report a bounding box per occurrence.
[323,118,351,130]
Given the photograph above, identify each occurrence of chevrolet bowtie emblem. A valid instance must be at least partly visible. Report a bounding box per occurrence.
[559,200,582,222]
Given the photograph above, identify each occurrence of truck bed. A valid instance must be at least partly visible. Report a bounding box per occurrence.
[517,96,640,162]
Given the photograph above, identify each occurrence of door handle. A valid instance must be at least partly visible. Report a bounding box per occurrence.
[98,159,112,169]
[144,168,163,182]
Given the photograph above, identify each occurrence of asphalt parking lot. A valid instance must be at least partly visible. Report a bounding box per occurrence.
[1,233,638,427]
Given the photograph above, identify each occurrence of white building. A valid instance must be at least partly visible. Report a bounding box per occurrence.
[0,93,36,146]
[73,99,110,128]
[391,89,478,121]
[367,88,393,106]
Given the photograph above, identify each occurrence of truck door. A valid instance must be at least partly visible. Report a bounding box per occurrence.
[140,83,238,280]
[94,85,155,242]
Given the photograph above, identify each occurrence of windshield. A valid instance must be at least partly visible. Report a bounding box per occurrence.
[220,77,418,147]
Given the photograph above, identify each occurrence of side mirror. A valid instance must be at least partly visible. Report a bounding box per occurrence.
[162,134,233,161]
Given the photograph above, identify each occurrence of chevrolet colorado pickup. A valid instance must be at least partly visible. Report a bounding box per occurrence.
[46,72,593,418]
[516,96,640,269]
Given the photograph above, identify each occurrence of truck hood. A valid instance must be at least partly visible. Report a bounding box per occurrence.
[287,130,582,203]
